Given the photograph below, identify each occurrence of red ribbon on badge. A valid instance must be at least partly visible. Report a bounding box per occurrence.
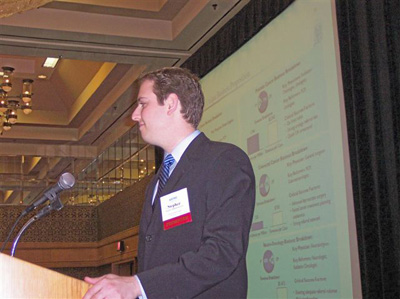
[163,212,192,230]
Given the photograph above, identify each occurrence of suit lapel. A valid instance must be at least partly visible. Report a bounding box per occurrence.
[143,175,158,228]
[147,133,209,227]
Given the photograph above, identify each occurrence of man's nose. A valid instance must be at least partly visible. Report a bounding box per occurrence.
[132,106,140,122]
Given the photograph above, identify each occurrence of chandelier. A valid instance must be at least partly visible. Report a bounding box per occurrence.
[0,66,34,132]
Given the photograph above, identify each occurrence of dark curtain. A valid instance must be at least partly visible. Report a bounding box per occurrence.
[336,0,400,297]
[183,0,400,298]
[183,0,295,77]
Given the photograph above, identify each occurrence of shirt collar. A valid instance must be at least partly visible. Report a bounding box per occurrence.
[167,130,201,165]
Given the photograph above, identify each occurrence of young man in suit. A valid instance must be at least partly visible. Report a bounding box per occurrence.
[83,67,255,299]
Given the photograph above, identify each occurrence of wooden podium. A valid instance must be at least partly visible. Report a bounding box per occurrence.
[0,253,89,298]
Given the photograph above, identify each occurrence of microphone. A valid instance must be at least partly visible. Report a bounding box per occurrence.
[1,172,76,254]
[10,184,67,257]
[23,172,75,216]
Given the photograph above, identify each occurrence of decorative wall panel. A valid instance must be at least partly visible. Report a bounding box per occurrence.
[0,205,97,242]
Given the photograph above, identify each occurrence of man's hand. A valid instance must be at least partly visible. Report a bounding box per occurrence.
[83,274,141,299]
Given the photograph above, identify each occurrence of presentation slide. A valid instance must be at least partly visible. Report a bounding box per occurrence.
[199,0,361,298]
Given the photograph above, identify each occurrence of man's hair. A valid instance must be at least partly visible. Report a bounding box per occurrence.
[138,67,204,128]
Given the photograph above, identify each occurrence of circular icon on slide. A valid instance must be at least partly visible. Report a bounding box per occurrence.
[263,250,275,273]
[259,174,270,197]
[258,90,269,113]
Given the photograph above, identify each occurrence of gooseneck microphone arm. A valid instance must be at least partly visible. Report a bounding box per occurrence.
[10,195,65,257]
[10,218,36,257]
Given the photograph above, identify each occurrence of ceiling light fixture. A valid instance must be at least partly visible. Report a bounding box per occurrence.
[0,66,34,133]
[43,57,59,68]
[22,79,33,102]
[1,66,13,92]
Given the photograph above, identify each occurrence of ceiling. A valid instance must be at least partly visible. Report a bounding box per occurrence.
[0,0,250,205]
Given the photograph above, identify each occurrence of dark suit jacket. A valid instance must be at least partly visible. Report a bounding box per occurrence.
[137,133,255,298]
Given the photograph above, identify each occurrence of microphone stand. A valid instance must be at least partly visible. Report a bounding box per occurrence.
[10,195,64,257]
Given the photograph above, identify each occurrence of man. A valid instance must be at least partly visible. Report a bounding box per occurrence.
[83,67,255,298]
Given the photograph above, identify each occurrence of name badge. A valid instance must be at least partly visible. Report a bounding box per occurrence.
[160,188,192,230]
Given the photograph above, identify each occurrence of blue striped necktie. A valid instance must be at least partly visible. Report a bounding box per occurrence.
[153,154,175,209]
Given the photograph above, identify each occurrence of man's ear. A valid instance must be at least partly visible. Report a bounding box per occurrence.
[165,93,180,115]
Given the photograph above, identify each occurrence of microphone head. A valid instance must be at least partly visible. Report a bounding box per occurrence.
[58,172,76,190]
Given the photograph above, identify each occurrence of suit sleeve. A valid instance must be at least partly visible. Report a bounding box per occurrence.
[137,147,256,298]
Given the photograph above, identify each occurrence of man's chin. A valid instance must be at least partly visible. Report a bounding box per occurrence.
[139,131,151,144]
